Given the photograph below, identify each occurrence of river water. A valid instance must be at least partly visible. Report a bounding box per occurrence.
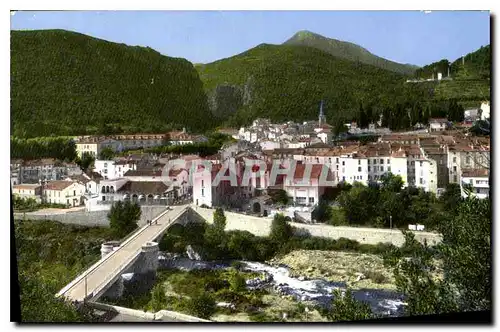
[156,252,406,317]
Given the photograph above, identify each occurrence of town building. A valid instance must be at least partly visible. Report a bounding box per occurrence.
[43,180,86,206]
[461,168,489,199]
[428,118,450,132]
[12,184,43,203]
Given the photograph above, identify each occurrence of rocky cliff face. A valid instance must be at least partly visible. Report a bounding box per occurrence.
[208,76,255,119]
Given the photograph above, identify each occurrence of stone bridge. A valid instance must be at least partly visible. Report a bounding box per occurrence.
[56,204,442,321]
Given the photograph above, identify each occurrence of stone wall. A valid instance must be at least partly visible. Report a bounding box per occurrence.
[14,206,167,227]
[190,207,442,247]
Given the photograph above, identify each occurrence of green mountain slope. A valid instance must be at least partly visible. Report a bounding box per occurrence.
[11,29,213,138]
[283,30,419,75]
[434,45,490,103]
[197,43,431,126]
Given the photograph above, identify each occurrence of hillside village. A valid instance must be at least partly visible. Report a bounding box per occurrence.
[11,15,491,324]
[11,100,490,218]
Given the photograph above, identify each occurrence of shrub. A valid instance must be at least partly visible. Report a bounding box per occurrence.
[186,293,217,319]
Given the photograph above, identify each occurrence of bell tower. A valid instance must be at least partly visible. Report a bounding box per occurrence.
[318,100,326,126]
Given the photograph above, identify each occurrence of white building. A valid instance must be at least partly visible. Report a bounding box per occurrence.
[282,164,332,206]
[94,159,137,180]
[43,180,86,206]
[480,102,490,120]
[429,118,449,132]
[461,168,489,199]
[75,137,118,158]
[12,184,42,203]
[414,158,438,193]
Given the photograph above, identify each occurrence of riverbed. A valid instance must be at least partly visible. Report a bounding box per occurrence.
[157,252,406,317]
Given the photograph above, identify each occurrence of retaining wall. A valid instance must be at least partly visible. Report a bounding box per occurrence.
[191,207,442,247]
[14,206,166,227]
[87,301,211,322]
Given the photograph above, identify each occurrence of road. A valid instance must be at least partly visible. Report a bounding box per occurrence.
[57,204,189,302]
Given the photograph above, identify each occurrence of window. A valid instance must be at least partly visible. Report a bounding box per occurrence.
[336,165,339,170]
[309,197,314,204]
[201,188,204,196]
[358,167,362,172]
[453,175,458,182]
[342,161,345,166]
[329,158,331,163]
[359,176,363,180]
[358,160,361,165]
[202,180,204,187]
[466,157,471,164]
[373,166,377,172]
[367,159,370,164]
[368,166,371,172]
[470,179,474,184]
[73,190,76,196]
[387,159,390,164]
[368,175,371,180]
[420,178,424,184]
[453,157,457,163]
[104,169,108,174]
[380,159,384,164]
[411,161,415,166]
[336,158,339,163]
[373,159,377,164]
[453,166,457,172]
[380,166,384,172]
[388,166,391,172]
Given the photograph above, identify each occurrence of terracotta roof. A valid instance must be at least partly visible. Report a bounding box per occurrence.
[117,181,170,194]
[462,168,489,178]
[44,180,75,191]
[124,169,163,177]
[68,174,91,184]
[22,158,59,167]
[291,164,329,180]
[13,184,41,190]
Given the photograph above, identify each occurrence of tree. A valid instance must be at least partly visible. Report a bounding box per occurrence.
[380,173,404,193]
[439,183,462,216]
[270,213,293,245]
[384,196,491,315]
[98,147,115,160]
[228,268,247,293]
[269,189,290,205]
[76,152,95,172]
[213,207,227,232]
[107,200,141,238]
[311,199,331,222]
[186,293,216,319]
[19,271,94,322]
[150,283,167,312]
[333,121,349,136]
[321,289,374,322]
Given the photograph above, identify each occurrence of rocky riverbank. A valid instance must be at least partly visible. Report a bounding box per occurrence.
[269,249,397,291]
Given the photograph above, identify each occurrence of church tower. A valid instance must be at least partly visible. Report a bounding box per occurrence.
[318,100,326,126]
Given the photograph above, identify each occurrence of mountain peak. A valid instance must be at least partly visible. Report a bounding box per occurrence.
[293,30,318,38]
[284,31,418,75]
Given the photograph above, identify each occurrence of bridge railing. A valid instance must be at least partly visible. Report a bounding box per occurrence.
[90,207,189,300]
[56,207,174,300]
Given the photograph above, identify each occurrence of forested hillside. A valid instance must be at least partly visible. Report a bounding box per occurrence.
[11,29,214,138]
[197,43,432,127]
[283,30,419,75]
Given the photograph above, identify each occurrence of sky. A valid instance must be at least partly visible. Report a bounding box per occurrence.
[10,10,490,66]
